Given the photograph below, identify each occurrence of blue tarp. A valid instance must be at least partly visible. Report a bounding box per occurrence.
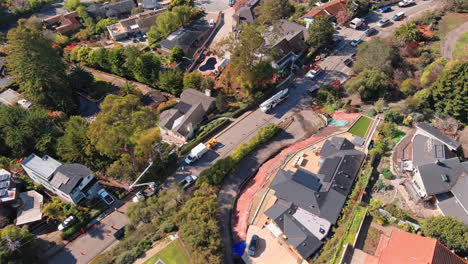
[232,241,246,257]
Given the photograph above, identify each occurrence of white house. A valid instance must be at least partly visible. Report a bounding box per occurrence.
[21,154,101,204]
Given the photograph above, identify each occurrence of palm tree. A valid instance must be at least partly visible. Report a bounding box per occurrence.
[394,22,422,44]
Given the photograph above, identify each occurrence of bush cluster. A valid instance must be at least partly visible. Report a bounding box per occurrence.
[197,124,280,185]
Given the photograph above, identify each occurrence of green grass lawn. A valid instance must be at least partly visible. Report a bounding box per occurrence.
[453,32,468,59]
[346,205,367,245]
[144,239,190,264]
[348,116,372,138]
[392,129,406,143]
[431,13,468,54]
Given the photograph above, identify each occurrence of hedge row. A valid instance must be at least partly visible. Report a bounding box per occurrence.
[180,119,230,155]
[197,124,280,186]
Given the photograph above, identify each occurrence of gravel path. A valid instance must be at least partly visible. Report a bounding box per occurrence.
[441,21,468,60]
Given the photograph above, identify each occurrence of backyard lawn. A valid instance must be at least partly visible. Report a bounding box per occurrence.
[143,239,190,264]
[348,116,372,138]
[453,32,468,59]
[392,129,406,143]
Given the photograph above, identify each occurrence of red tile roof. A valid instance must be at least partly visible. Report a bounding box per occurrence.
[367,230,467,264]
[303,0,347,19]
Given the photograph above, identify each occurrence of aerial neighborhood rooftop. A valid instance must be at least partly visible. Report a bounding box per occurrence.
[0,0,466,262]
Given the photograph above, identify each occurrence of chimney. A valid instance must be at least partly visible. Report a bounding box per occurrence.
[205,89,211,97]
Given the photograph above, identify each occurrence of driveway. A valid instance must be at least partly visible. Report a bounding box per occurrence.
[440,21,468,60]
[47,202,131,264]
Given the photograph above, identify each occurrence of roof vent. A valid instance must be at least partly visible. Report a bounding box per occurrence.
[344,174,350,178]
[435,159,440,164]
[340,185,345,189]
[319,228,325,234]
[441,174,449,182]
[316,194,320,198]
[302,243,307,247]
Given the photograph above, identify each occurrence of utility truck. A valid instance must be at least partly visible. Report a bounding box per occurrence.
[185,143,208,165]
[260,88,289,113]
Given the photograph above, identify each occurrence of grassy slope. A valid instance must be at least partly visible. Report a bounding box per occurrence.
[144,239,190,264]
[452,32,468,59]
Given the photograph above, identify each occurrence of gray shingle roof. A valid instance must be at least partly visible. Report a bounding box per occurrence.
[417,158,467,196]
[86,0,135,18]
[436,191,468,225]
[160,22,212,57]
[51,164,93,195]
[158,89,214,138]
[416,123,461,150]
[270,206,323,259]
[319,137,355,158]
[412,134,456,167]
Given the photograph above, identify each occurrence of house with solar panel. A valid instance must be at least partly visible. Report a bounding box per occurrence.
[0,169,17,203]
[264,137,365,260]
[21,154,102,204]
[402,123,468,224]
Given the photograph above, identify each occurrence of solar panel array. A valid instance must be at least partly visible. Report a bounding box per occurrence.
[0,172,10,197]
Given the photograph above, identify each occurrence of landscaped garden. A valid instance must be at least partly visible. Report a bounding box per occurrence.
[348,116,373,138]
[144,239,190,264]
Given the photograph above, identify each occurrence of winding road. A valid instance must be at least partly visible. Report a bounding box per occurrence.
[440,21,468,60]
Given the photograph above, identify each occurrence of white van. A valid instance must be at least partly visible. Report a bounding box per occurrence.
[350,18,364,29]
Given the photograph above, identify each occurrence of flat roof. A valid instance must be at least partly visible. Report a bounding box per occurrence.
[16,191,43,225]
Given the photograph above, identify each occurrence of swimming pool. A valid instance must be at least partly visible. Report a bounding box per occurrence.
[329,120,349,127]
[199,57,217,72]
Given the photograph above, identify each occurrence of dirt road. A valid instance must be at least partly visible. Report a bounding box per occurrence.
[441,21,468,60]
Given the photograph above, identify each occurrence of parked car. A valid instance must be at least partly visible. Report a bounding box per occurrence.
[379,6,392,12]
[97,189,115,205]
[306,67,322,79]
[365,27,378,36]
[350,37,363,47]
[398,0,414,7]
[114,226,126,240]
[248,235,259,257]
[377,18,391,27]
[332,35,344,45]
[393,12,405,21]
[344,58,353,67]
[179,174,198,190]
[58,215,76,231]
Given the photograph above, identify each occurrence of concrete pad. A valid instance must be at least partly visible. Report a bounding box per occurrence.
[243,225,300,264]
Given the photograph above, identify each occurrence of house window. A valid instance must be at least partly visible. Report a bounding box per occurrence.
[413,181,421,190]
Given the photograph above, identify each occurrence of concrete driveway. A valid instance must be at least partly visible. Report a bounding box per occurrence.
[243,225,303,264]
[47,202,131,264]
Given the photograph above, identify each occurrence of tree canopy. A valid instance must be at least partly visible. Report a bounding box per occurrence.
[394,22,422,45]
[0,105,61,157]
[353,38,399,75]
[255,0,294,25]
[88,95,159,179]
[307,15,335,49]
[158,69,184,96]
[430,60,467,124]
[345,70,392,101]
[421,216,468,254]
[5,20,75,111]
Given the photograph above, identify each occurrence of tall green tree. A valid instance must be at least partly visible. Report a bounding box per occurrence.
[255,0,294,25]
[5,20,75,111]
[132,53,161,85]
[430,60,467,124]
[183,71,202,90]
[95,17,119,33]
[0,105,61,157]
[57,116,90,164]
[158,69,184,95]
[155,12,178,37]
[421,216,468,254]
[307,15,335,49]
[345,69,391,101]
[108,48,125,76]
[88,95,159,179]
[353,38,399,75]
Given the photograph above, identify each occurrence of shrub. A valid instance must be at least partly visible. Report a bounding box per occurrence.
[381,168,394,180]
[156,100,176,113]
[376,179,385,191]
[115,251,135,264]
[137,239,152,250]
[151,232,162,242]
[367,109,377,117]
[159,221,175,233]
[198,124,280,185]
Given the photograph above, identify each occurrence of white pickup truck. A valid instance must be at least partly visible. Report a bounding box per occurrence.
[179,174,198,190]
